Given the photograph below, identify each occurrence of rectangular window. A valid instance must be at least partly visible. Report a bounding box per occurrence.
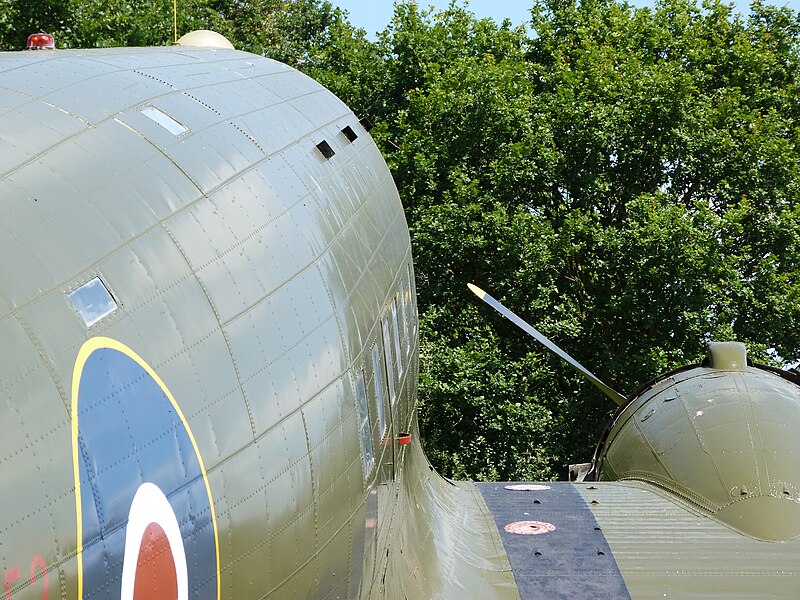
[354,369,373,476]
[407,262,417,337]
[371,345,386,435]
[381,318,396,405]
[141,106,188,136]
[399,278,408,352]
[391,298,403,377]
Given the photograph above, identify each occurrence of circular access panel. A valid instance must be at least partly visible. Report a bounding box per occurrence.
[504,484,551,492]
[504,521,556,535]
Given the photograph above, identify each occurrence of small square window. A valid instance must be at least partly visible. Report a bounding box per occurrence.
[68,277,117,327]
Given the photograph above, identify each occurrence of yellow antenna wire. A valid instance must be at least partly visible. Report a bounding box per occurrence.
[173,0,178,44]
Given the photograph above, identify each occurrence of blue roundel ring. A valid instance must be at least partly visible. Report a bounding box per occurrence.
[71,337,220,599]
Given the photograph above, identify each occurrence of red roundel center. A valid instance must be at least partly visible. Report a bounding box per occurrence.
[133,522,178,600]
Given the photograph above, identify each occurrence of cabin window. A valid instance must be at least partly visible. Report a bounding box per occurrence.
[381,319,396,405]
[407,262,417,338]
[399,278,408,353]
[371,345,387,435]
[391,298,403,377]
[316,140,335,159]
[354,369,373,476]
[68,277,117,327]
[341,125,358,143]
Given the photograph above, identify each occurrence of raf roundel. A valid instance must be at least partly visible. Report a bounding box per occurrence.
[71,337,220,599]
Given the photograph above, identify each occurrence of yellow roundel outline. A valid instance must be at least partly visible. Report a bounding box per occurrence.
[71,336,220,600]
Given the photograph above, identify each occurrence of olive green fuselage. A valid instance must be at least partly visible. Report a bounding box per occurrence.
[0,44,424,599]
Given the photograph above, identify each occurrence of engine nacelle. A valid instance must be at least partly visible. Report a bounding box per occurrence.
[597,342,800,541]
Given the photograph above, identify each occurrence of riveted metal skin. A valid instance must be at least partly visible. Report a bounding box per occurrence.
[0,43,521,600]
[575,481,800,598]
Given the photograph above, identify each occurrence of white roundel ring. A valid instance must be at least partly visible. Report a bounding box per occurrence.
[120,482,189,600]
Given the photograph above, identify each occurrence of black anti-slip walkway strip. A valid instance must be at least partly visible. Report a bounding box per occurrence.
[478,482,630,599]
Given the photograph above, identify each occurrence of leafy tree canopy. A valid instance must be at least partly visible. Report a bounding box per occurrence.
[372,0,800,480]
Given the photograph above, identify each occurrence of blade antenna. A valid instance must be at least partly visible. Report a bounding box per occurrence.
[468,283,627,406]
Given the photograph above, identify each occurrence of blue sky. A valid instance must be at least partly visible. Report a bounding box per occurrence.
[332,0,532,37]
[332,0,800,39]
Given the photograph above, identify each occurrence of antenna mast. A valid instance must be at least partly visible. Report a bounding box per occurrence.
[468,284,627,405]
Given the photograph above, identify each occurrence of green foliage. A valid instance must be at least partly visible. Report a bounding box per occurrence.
[0,0,72,49]
[418,316,561,480]
[0,0,367,56]
[375,0,800,480]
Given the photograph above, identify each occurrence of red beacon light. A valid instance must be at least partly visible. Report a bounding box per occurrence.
[26,33,55,50]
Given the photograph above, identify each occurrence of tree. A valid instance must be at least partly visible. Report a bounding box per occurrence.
[0,0,369,61]
[374,0,800,480]
[0,0,73,49]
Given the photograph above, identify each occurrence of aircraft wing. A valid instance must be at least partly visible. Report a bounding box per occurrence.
[476,480,800,599]
[374,436,798,599]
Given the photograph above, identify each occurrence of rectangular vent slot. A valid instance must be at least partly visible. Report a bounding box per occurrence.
[359,117,373,132]
[316,140,335,159]
[341,125,358,142]
[68,277,118,327]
